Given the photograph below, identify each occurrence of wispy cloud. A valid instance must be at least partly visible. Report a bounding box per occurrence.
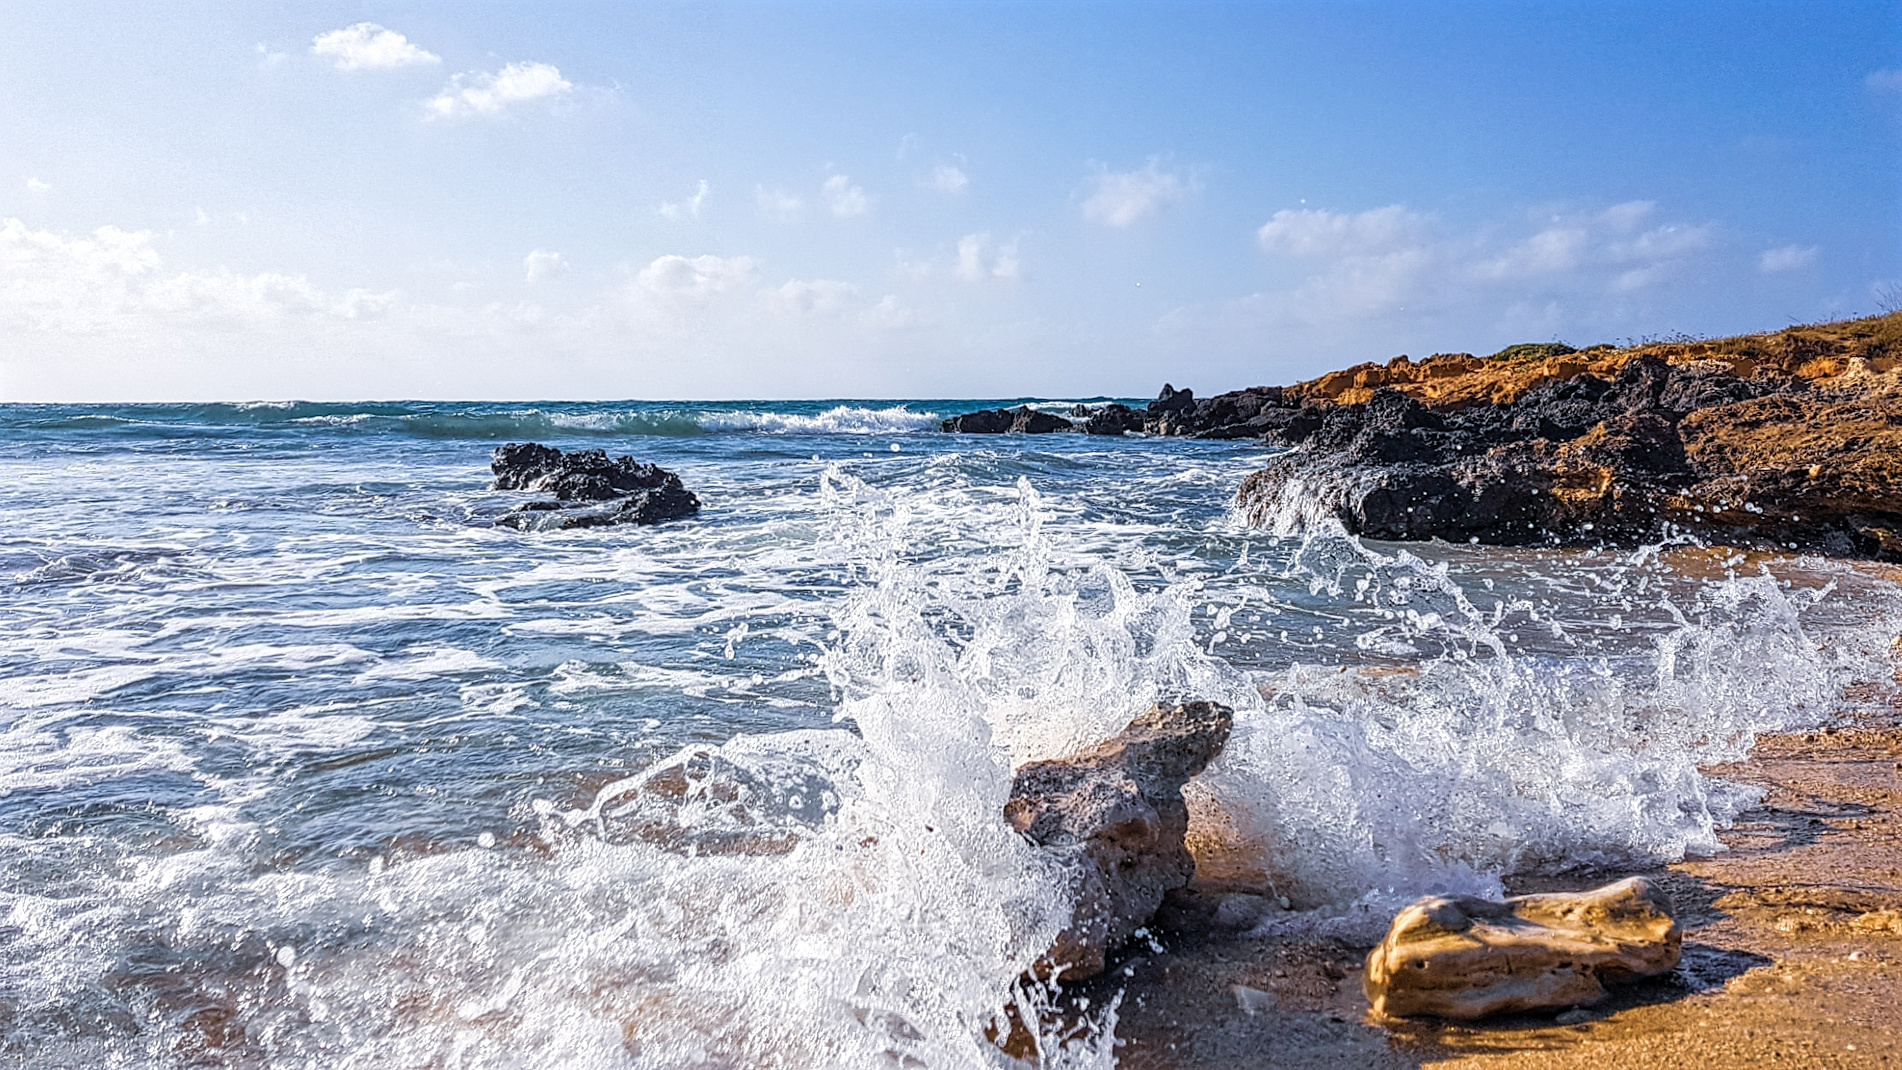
[311,23,439,71]
[756,186,802,219]
[1256,205,1431,258]
[823,174,870,217]
[1242,199,1720,325]
[0,217,392,333]
[955,233,1019,282]
[774,278,858,317]
[921,164,969,195]
[523,249,568,282]
[659,180,710,220]
[24,177,51,193]
[633,254,758,297]
[426,62,571,120]
[1759,244,1818,274]
[1081,159,1192,227]
[1867,68,1902,92]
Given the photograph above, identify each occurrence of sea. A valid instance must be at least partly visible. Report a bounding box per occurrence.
[3,399,1898,1069]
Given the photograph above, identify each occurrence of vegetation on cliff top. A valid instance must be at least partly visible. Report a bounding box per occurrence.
[1288,312,1902,409]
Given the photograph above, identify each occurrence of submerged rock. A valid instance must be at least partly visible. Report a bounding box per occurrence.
[491,442,699,530]
[1005,699,1234,980]
[1363,876,1681,1020]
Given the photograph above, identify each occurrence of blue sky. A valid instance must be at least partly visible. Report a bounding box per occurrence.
[2,1,1897,401]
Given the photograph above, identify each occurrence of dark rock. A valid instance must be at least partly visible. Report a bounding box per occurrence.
[491,443,699,530]
[1013,408,1075,434]
[1006,699,1234,980]
[1235,346,1902,557]
[1148,383,1196,416]
[1083,403,1145,436]
[940,408,1015,433]
[939,406,1074,434]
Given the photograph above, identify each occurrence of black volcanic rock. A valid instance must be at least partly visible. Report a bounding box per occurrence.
[1083,403,1145,435]
[939,406,1074,433]
[1236,346,1902,559]
[491,443,699,530]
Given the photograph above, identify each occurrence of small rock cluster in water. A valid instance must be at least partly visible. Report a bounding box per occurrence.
[490,441,699,530]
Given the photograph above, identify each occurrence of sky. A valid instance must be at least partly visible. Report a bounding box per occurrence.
[1,1,1898,402]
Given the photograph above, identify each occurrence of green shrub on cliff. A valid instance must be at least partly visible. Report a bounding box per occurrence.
[1486,342,1578,364]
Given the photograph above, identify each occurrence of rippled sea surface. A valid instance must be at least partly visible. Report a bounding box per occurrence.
[3,399,1898,1068]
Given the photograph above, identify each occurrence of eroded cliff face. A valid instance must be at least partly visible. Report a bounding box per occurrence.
[1277,313,1902,409]
[1234,313,1902,560]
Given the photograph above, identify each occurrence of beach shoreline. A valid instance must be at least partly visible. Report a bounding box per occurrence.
[1095,682,1902,1068]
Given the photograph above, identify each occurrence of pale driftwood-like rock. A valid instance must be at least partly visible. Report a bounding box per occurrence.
[1364,876,1681,1020]
[1006,700,1233,980]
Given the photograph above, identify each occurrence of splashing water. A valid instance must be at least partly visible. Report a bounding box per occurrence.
[2,402,1898,1067]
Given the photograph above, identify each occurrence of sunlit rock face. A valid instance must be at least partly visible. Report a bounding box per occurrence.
[1363,876,1682,1020]
[1005,699,1234,980]
[1237,316,1902,560]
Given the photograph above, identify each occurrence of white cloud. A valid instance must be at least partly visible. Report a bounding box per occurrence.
[523,249,568,282]
[256,43,287,67]
[756,186,802,218]
[0,217,391,333]
[1256,205,1431,258]
[774,278,858,317]
[1607,222,1712,264]
[659,180,710,220]
[922,165,968,195]
[954,233,1019,282]
[823,174,870,217]
[862,293,922,330]
[311,23,438,71]
[1598,200,1656,234]
[1237,198,1721,329]
[426,62,571,120]
[1759,244,1819,274]
[1081,160,1191,227]
[955,235,985,281]
[1867,69,1902,92]
[633,254,757,297]
[24,177,50,192]
[1474,227,1588,279]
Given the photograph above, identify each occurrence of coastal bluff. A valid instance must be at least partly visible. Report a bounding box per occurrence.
[1235,313,1902,559]
[947,313,1902,559]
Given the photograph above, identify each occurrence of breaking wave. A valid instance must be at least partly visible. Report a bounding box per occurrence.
[2,419,1897,1068]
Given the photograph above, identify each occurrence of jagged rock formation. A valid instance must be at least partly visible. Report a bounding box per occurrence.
[1236,313,1902,559]
[490,442,699,530]
[939,406,1074,433]
[1363,877,1682,1020]
[1005,699,1234,980]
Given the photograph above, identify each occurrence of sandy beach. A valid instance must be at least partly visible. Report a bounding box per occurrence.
[1100,678,1902,1068]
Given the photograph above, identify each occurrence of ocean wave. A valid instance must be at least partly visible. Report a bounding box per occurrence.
[2,402,945,440]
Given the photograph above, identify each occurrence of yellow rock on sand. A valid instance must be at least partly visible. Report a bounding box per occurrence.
[1364,876,1682,1020]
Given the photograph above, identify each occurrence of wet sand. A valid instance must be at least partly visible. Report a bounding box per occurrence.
[1093,688,1902,1069]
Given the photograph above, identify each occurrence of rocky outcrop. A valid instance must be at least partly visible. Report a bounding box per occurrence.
[491,442,699,530]
[939,406,1074,433]
[1364,877,1682,1020]
[1236,313,1902,559]
[1005,699,1234,980]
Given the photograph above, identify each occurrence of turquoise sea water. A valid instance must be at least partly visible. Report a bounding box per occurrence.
[3,399,1897,1068]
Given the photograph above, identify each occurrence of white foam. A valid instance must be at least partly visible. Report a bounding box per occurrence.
[698,405,942,435]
